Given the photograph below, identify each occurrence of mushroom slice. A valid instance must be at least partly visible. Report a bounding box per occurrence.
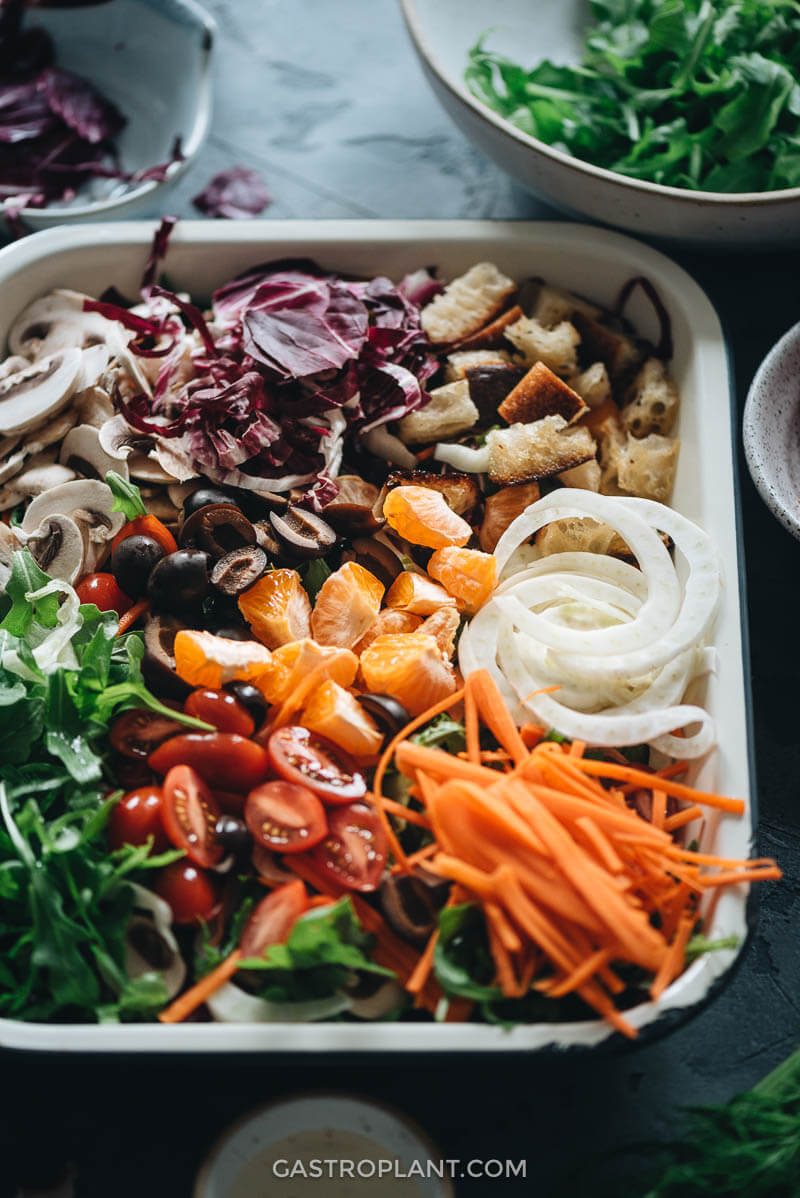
[0,456,77,510]
[0,523,21,590]
[0,446,26,486]
[60,424,128,481]
[21,479,125,558]
[98,413,150,461]
[0,348,82,437]
[74,385,114,428]
[128,452,180,485]
[25,408,79,455]
[8,289,118,359]
[125,885,187,1000]
[73,343,111,392]
[0,355,32,380]
[22,513,86,583]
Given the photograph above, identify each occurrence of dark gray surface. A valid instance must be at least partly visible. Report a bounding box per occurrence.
[3,2,800,1195]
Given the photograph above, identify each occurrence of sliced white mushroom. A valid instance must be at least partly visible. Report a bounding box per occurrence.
[21,513,86,583]
[74,385,114,429]
[8,289,119,360]
[124,885,187,1001]
[60,424,129,482]
[0,523,21,590]
[25,408,79,455]
[0,455,77,510]
[0,348,82,436]
[135,487,180,524]
[168,480,204,509]
[0,446,27,486]
[151,438,197,483]
[21,480,125,571]
[73,342,110,392]
[128,452,180,485]
[0,355,31,380]
[98,413,149,460]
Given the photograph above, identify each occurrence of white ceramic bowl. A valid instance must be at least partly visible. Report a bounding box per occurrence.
[194,1094,454,1198]
[9,0,215,228]
[744,322,800,541]
[400,0,800,249]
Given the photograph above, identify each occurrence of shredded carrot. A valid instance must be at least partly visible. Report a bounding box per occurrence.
[664,804,704,832]
[464,681,480,765]
[652,789,667,830]
[520,722,545,749]
[569,740,586,759]
[568,758,747,815]
[468,670,527,765]
[377,798,432,829]
[115,598,151,636]
[159,949,242,1024]
[650,914,695,1001]
[406,928,439,995]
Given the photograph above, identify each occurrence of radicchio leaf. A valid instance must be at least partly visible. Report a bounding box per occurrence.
[192,166,271,219]
[37,66,124,144]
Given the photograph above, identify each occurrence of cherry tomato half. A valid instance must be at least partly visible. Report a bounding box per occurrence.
[148,733,270,792]
[184,688,255,737]
[107,786,169,852]
[311,800,387,892]
[155,861,221,925]
[239,880,308,958]
[162,764,223,868]
[244,780,327,855]
[75,572,133,615]
[111,513,178,557]
[110,708,186,759]
[267,726,366,805]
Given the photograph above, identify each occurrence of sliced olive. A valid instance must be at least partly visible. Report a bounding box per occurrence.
[180,503,257,559]
[357,693,411,738]
[269,505,336,559]
[142,613,191,700]
[183,486,239,517]
[379,873,440,944]
[112,533,166,599]
[148,549,210,609]
[224,681,268,726]
[343,537,405,588]
[210,545,267,595]
[253,519,282,559]
[234,489,290,521]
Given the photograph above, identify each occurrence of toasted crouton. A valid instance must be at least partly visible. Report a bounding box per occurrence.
[451,305,524,352]
[464,364,528,422]
[396,380,478,444]
[527,282,604,328]
[444,349,514,382]
[535,517,620,557]
[385,468,481,518]
[558,459,602,491]
[571,361,612,409]
[420,263,517,345]
[487,416,596,485]
[479,482,541,552]
[616,433,679,503]
[572,312,645,384]
[622,357,680,438]
[503,315,580,378]
[498,361,587,426]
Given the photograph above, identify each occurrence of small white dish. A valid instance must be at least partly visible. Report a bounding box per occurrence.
[11,0,215,228]
[400,0,800,249]
[193,1093,454,1198]
[744,322,800,541]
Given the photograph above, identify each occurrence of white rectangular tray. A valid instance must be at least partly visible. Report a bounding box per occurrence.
[0,220,754,1052]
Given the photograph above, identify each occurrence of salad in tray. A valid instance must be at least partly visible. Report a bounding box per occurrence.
[0,224,780,1035]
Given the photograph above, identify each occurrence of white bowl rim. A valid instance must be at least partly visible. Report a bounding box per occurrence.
[14,0,216,221]
[743,318,800,541]
[400,0,800,208]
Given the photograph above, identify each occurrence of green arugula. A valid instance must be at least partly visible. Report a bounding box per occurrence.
[466,0,800,192]
[106,470,147,520]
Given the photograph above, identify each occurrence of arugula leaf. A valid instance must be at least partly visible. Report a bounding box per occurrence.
[1,549,60,636]
[411,713,466,755]
[299,557,333,603]
[105,471,147,520]
[433,903,502,1003]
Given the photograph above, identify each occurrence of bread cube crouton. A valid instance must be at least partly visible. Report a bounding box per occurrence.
[486,416,596,485]
[572,312,645,384]
[498,361,587,426]
[535,517,620,557]
[420,262,517,345]
[396,380,478,445]
[503,314,580,378]
[444,349,514,382]
[615,433,680,503]
[557,458,602,490]
[451,305,524,352]
[385,468,482,518]
[622,357,680,438]
[571,361,612,408]
[528,282,604,328]
[479,481,541,552]
[464,364,528,422]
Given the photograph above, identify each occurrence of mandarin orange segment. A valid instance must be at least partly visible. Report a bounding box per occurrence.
[174,629,274,690]
[382,485,472,549]
[419,606,461,659]
[427,546,498,612]
[385,571,457,616]
[237,569,312,649]
[258,638,359,705]
[354,608,422,655]
[310,561,384,649]
[359,632,457,717]
[301,680,384,758]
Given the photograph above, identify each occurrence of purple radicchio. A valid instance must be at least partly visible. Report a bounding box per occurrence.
[192,166,271,219]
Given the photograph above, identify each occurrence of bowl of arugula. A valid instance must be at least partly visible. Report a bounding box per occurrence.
[400,0,800,248]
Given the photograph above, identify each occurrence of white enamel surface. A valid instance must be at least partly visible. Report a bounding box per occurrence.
[400,0,800,248]
[0,220,751,1052]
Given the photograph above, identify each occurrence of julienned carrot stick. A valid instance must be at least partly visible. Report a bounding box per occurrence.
[545,948,613,998]
[485,901,523,955]
[377,799,431,829]
[664,804,704,832]
[467,670,527,765]
[652,789,667,830]
[486,915,519,997]
[574,816,625,874]
[464,683,480,765]
[406,929,439,995]
[158,949,242,1024]
[395,742,499,785]
[650,914,695,1001]
[568,759,746,815]
[116,598,151,636]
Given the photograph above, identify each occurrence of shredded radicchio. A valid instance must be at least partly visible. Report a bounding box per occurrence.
[192,166,271,220]
[106,246,437,510]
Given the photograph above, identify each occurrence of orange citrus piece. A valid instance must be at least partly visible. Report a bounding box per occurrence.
[359,632,457,717]
[237,569,311,649]
[173,630,273,690]
[427,546,497,612]
[310,561,384,649]
[354,608,422,655]
[258,638,359,705]
[301,680,384,758]
[385,571,457,615]
[382,485,472,549]
[419,606,461,659]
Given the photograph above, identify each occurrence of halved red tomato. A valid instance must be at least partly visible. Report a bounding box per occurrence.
[155,861,221,925]
[244,780,327,854]
[162,764,223,868]
[148,733,270,792]
[107,786,169,853]
[311,800,387,892]
[239,879,308,958]
[110,708,185,759]
[267,726,366,805]
[184,688,255,737]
